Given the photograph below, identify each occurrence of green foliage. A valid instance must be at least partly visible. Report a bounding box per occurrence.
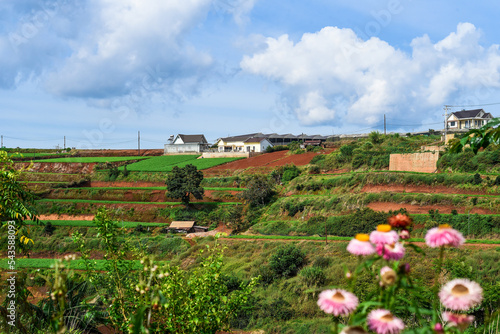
[33,156,151,163]
[300,266,326,287]
[270,164,301,184]
[269,244,307,278]
[369,131,384,144]
[43,221,56,235]
[166,164,204,205]
[450,117,500,154]
[241,175,275,207]
[266,145,288,153]
[121,155,243,172]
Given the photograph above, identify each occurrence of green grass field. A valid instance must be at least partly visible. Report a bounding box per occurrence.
[37,198,241,205]
[82,186,243,191]
[26,220,166,227]
[121,155,243,172]
[0,258,169,270]
[120,155,200,171]
[32,156,152,163]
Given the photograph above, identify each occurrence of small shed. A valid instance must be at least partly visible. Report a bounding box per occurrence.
[168,221,208,233]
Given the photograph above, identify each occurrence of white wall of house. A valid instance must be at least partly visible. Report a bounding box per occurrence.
[243,139,272,152]
[217,140,246,152]
[164,143,202,153]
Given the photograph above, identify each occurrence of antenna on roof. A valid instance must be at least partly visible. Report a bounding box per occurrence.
[168,135,174,144]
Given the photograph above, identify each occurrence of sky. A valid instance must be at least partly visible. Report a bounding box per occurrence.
[2,0,500,149]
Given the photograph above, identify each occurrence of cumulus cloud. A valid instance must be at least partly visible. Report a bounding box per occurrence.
[241,23,500,128]
[0,0,257,104]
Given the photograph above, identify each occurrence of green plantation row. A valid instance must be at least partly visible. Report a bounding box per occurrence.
[33,156,152,163]
[0,258,158,270]
[26,220,166,227]
[36,198,241,205]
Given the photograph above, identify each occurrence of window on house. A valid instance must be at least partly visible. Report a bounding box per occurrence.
[450,121,456,127]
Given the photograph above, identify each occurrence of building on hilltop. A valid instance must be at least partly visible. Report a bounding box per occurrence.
[446,109,493,130]
[164,134,210,154]
[215,132,329,152]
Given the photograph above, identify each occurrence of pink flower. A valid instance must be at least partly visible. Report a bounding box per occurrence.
[376,243,405,260]
[434,323,444,333]
[317,289,358,316]
[439,279,483,311]
[370,225,399,245]
[347,234,375,256]
[425,224,465,248]
[399,230,410,240]
[442,311,474,331]
[367,309,405,334]
[339,326,368,334]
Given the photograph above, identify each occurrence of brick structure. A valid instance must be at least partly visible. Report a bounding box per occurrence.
[389,152,439,173]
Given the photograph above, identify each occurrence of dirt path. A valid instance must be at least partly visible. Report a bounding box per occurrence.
[39,214,95,220]
[366,202,496,214]
[362,184,497,196]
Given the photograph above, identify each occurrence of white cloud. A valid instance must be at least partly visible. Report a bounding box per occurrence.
[241,23,500,128]
[0,0,258,104]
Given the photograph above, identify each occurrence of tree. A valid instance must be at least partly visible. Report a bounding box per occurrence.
[166,164,204,205]
[241,175,275,206]
[0,151,39,250]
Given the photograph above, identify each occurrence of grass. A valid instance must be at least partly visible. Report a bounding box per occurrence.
[26,220,166,227]
[0,258,168,270]
[225,235,500,244]
[119,155,200,171]
[78,186,244,191]
[122,155,244,172]
[32,156,152,163]
[37,198,241,205]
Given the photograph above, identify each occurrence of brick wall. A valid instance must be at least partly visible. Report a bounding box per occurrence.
[389,152,439,173]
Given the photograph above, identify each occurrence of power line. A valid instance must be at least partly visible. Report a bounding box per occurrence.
[446,102,500,108]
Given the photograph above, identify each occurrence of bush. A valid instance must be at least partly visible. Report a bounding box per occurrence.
[269,244,306,278]
[308,165,320,174]
[472,173,483,185]
[43,222,56,235]
[300,266,326,287]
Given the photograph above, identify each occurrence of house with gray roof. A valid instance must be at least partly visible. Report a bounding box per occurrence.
[447,109,493,130]
[164,134,210,154]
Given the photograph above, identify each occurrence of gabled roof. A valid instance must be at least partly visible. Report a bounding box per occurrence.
[169,221,195,229]
[244,137,270,143]
[176,134,207,144]
[450,109,490,119]
[220,133,264,142]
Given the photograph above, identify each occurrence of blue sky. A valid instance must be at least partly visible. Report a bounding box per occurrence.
[1,0,500,149]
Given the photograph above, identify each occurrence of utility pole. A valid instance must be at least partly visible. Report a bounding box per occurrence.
[64,136,66,150]
[1,135,3,148]
[443,105,450,142]
[384,114,386,135]
[138,131,141,156]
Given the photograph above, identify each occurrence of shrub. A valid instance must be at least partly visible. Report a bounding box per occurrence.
[43,222,56,235]
[269,244,306,278]
[300,266,326,287]
[308,165,320,174]
[472,173,483,185]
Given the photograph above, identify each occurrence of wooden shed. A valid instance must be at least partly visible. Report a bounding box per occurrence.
[168,221,208,233]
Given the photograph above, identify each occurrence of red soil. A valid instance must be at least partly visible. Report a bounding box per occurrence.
[362,184,498,195]
[205,149,333,175]
[90,181,165,187]
[39,214,95,221]
[366,202,495,214]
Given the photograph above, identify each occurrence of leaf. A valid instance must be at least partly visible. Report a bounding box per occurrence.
[407,243,425,254]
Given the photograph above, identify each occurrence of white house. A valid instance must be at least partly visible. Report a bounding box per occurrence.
[243,137,273,152]
[217,133,265,152]
[447,109,493,130]
[164,134,209,154]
